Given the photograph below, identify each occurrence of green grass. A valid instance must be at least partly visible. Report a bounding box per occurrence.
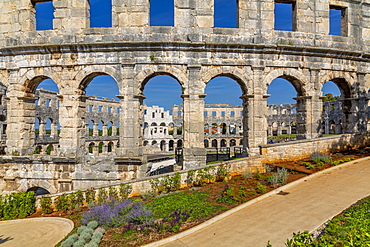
[283,196,370,246]
[267,134,297,140]
[147,190,225,220]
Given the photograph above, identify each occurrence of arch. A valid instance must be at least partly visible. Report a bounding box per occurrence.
[135,65,187,91]
[27,186,51,196]
[319,71,355,98]
[177,139,183,148]
[160,140,166,151]
[88,120,94,136]
[98,121,103,136]
[221,139,227,147]
[212,139,218,148]
[230,139,236,147]
[74,66,122,93]
[98,142,103,153]
[46,144,54,155]
[263,68,307,96]
[204,139,209,148]
[19,69,61,94]
[107,142,113,152]
[107,121,113,136]
[169,140,174,151]
[201,66,250,94]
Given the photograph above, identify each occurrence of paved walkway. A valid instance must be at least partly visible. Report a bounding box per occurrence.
[147,157,370,247]
[0,217,73,247]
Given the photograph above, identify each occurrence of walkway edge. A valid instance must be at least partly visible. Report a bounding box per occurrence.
[143,156,370,247]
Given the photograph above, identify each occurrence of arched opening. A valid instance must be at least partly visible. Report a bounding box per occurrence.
[212,139,218,148]
[32,78,59,153]
[107,122,113,136]
[221,139,227,147]
[88,120,94,136]
[27,187,50,196]
[142,74,182,154]
[35,118,41,137]
[83,74,120,153]
[98,121,103,136]
[169,140,174,151]
[46,144,53,155]
[160,140,166,151]
[177,140,183,148]
[322,80,347,134]
[267,77,303,140]
[230,139,236,147]
[107,142,113,153]
[89,142,95,154]
[45,118,52,138]
[98,142,103,153]
[206,76,244,149]
[204,139,209,148]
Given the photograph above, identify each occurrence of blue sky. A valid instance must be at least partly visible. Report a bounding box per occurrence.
[35,1,342,110]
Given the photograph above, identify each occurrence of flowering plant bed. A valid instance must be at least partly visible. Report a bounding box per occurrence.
[27,147,370,247]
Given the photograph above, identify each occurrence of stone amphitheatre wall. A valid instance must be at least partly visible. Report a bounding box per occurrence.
[0,0,370,193]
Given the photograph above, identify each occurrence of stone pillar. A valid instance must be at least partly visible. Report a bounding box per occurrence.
[295,0,329,34]
[57,93,87,157]
[5,94,36,155]
[53,0,89,32]
[277,121,282,136]
[182,65,206,169]
[51,122,58,138]
[294,95,322,139]
[112,124,117,137]
[113,0,149,28]
[241,93,269,156]
[102,123,108,136]
[39,120,45,138]
[239,0,274,36]
[93,122,98,136]
[116,94,144,159]
[174,0,213,28]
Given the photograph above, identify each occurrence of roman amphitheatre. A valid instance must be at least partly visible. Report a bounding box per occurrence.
[0,0,369,196]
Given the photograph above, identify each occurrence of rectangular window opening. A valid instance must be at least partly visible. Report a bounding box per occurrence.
[98,106,103,112]
[150,0,174,27]
[230,111,235,117]
[212,111,216,117]
[90,0,112,28]
[204,111,208,117]
[34,1,54,31]
[330,6,347,36]
[214,0,238,28]
[221,111,225,117]
[274,1,296,31]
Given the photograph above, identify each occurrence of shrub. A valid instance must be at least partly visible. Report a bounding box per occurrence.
[310,151,332,164]
[82,199,154,228]
[87,220,98,230]
[255,182,267,194]
[60,234,78,247]
[0,191,36,220]
[242,171,253,179]
[119,183,132,199]
[40,197,53,214]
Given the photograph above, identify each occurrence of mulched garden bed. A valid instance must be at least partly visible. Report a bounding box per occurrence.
[27,146,370,247]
